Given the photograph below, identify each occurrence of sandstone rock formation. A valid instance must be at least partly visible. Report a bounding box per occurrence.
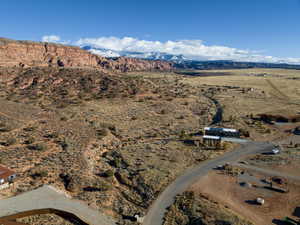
[0,38,173,72]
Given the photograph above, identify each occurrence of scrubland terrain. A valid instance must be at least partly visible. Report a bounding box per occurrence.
[17,214,74,225]
[0,67,223,224]
[0,66,299,224]
[163,191,253,225]
[179,68,300,141]
[160,68,300,225]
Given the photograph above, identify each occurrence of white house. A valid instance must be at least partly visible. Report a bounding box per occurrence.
[204,127,240,137]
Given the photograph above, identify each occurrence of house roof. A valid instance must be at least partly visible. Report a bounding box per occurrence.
[0,165,15,180]
[203,135,221,140]
[204,127,238,133]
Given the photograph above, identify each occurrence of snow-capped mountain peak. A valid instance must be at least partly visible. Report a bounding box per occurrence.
[81,45,187,62]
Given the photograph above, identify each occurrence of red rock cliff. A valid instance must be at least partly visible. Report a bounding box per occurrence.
[0,38,173,72]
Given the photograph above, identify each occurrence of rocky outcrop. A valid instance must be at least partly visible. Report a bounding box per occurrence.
[0,38,173,72]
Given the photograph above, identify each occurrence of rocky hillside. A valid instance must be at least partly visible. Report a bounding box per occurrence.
[0,38,173,72]
[0,67,157,108]
[0,66,219,224]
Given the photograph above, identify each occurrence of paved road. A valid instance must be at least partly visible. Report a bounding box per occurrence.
[143,141,274,225]
[234,163,300,182]
[0,185,116,225]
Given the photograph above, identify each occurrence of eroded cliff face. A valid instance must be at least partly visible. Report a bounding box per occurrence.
[0,38,173,72]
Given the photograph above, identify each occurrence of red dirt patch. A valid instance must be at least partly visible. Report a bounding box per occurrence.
[190,172,300,225]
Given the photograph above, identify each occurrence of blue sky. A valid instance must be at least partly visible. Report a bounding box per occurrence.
[1,0,300,63]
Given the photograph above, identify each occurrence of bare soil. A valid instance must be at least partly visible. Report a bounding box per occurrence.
[190,171,300,225]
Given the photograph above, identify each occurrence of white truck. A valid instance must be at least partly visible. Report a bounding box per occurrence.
[271,148,280,154]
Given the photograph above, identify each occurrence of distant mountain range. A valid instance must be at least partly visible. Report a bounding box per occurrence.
[174,60,300,70]
[81,46,187,62]
[81,45,300,70]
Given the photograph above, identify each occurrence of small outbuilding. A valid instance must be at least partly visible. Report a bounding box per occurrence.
[202,135,221,147]
[0,165,16,190]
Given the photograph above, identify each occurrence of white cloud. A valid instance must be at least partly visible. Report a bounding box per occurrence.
[42,35,300,64]
[75,36,300,64]
[42,35,61,43]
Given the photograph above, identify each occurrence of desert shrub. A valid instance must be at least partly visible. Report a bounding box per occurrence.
[44,132,59,139]
[39,170,48,177]
[179,130,188,139]
[111,157,121,168]
[131,116,137,120]
[92,93,102,99]
[24,137,35,144]
[27,143,46,151]
[5,93,15,101]
[56,101,68,109]
[101,122,116,132]
[60,116,68,121]
[223,164,244,176]
[177,115,185,120]
[99,122,119,136]
[97,182,112,191]
[265,128,271,134]
[0,123,11,132]
[23,126,36,132]
[96,128,108,137]
[3,137,17,146]
[244,131,250,137]
[160,109,167,114]
[228,115,237,122]
[57,88,68,96]
[103,169,114,178]
[84,182,111,192]
[121,93,129,98]
[0,127,11,132]
[221,142,231,150]
[56,138,68,150]
[30,169,48,179]
[68,98,83,105]
[145,96,154,100]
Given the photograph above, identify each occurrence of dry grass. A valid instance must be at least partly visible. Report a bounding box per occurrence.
[1,67,299,224]
[177,68,300,141]
[0,67,221,223]
[163,191,253,225]
[180,69,300,107]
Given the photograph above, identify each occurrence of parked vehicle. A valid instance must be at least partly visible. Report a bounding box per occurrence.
[256,197,265,205]
[272,148,280,154]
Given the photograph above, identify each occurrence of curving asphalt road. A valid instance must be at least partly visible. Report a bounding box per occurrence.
[0,185,116,225]
[143,141,274,225]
